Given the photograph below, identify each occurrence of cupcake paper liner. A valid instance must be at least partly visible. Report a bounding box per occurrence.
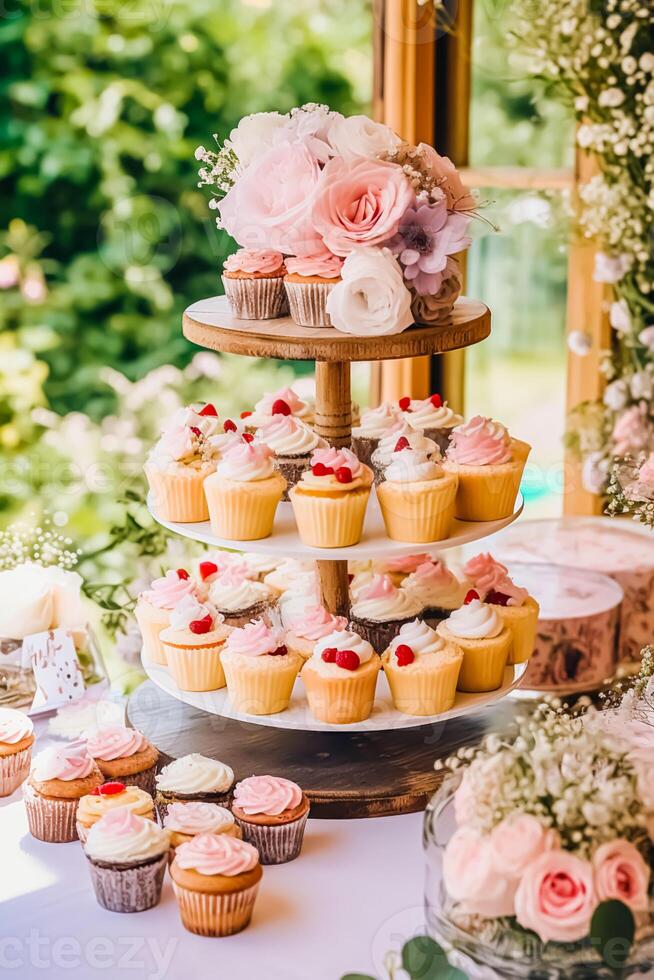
[222,275,288,320]
[163,640,226,692]
[301,659,380,724]
[443,459,525,522]
[290,486,370,548]
[144,464,211,523]
[273,456,311,501]
[120,763,157,797]
[234,812,308,865]
[135,603,170,666]
[172,879,260,937]
[222,656,301,715]
[24,782,79,843]
[453,632,512,692]
[351,435,379,470]
[382,656,462,716]
[284,280,334,328]
[0,746,32,798]
[220,598,278,629]
[377,477,457,544]
[495,599,540,665]
[204,475,285,541]
[85,852,168,913]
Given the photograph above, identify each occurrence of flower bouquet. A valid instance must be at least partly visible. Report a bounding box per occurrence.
[607,452,654,530]
[196,104,478,334]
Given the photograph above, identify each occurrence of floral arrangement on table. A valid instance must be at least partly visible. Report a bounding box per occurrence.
[196,103,480,335]
[607,450,654,529]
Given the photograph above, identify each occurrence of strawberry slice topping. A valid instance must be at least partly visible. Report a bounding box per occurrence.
[464,589,480,604]
[394,436,410,452]
[242,432,254,443]
[272,399,291,416]
[269,645,288,657]
[240,410,252,419]
[223,419,237,433]
[176,568,190,580]
[486,589,511,607]
[395,643,415,666]
[198,561,218,581]
[189,614,213,634]
[199,403,218,417]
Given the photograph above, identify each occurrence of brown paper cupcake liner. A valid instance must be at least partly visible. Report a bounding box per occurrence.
[173,879,260,936]
[234,812,308,864]
[120,764,157,798]
[351,435,378,469]
[24,782,80,842]
[273,456,311,501]
[222,275,288,320]
[219,598,278,629]
[0,746,32,797]
[284,280,335,327]
[85,851,168,912]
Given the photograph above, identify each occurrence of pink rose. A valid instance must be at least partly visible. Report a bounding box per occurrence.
[414,143,475,213]
[592,839,650,912]
[490,814,559,878]
[218,142,322,255]
[312,157,415,256]
[514,850,595,943]
[453,773,476,824]
[443,827,517,918]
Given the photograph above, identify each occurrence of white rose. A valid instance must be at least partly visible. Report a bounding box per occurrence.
[603,379,629,410]
[0,563,85,639]
[228,112,286,169]
[582,451,609,495]
[639,326,654,350]
[278,105,342,163]
[326,247,413,337]
[609,299,631,335]
[327,114,401,162]
[594,252,630,284]
[631,370,654,400]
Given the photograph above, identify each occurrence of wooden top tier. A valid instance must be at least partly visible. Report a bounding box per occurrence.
[183,295,490,363]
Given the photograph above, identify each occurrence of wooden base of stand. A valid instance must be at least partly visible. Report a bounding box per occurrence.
[128,680,518,819]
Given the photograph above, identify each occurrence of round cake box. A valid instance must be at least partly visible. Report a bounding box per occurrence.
[491,517,652,665]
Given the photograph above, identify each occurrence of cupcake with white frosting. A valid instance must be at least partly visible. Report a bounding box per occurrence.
[437,591,512,692]
[208,568,277,628]
[0,708,34,797]
[220,619,302,715]
[203,441,286,541]
[254,415,326,499]
[86,725,159,795]
[370,423,440,485]
[135,567,198,667]
[264,558,317,597]
[301,628,381,724]
[289,446,373,548]
[463,553,540,664]
[278,571,321,628]
[83,808,170,913]
[241,553,281,581]
[163,801,241,850]
[402,559,469,626]
[381,619,463,716]
[349,573,424,653]
[397,392,463,453]
[351,402,402,468]
[246,385,313,430]
[284,604,349,663]
[155,753,235,820]
[159,595,231,692]
[377,447,458,543]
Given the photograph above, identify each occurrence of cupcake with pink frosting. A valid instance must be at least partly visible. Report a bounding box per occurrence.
[220,619,303,715]
[0,708,34,797]
[135,567,197,667]
[402,559,470,626]
[284,603,349,663]
[443,416,529,522]
[246,384,314,431]
[86,725,159,795]
[170,833,262,936]
[349,573,423,653]
[396,392,463,453]
[232,775,310,864]
[24,740,103,842]
[290,446,373,548]
[163,801,241,849]
[378,553,432,585]
[284,249,344,327]
[463,553,540,665]
[254,415,326,499]
[222,248,288,319]
[159,595,232,693]
[203,440,287,541]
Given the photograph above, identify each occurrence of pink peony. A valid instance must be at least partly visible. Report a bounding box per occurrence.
[611,403,652,457]
[592,839,650,912]
[514,850,595,943]
[489,814,559,879]
[218,142,322,255]
[312,157,415,257]
[443,827,517,918]
[414,143,476,212]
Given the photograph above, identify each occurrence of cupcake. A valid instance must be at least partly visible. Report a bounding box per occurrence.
[301,629,381,724]
[193,550,250,596]
[443,416,529,522]
[232,775,309,864]
[155,754,235,820]
[264,558,317,598]
[135,567,197,667]
[376,447,458,543]
[278,570,322,627]
[284,250,343,327]
[436,592,512,692]
[144,406,220,523]
[164,801,241,850]
[349,573,424,652]
[77,781,155,844]
[247,385,314,431]
[463,553,540,664]
[24,740,103,842]
[284,604,349,663]
[0,708,35,797]
[397,393,463,453]
[206,416,248,458]
[254,415,326,499]
[160,595,231,692]
[208,568,277,627]
[381,619,464,716]
[86,726,159,795]
[402,559,469,627]
[222,248,288,319]
[84,809,170,913]
[220,619,302,715]
[170,833,262,936]
[351,402,402,468]
[241,553,281,581]
[379,553,433,586]
[289,446,373,548]
[203,441,286,541]
[370,424,440,485]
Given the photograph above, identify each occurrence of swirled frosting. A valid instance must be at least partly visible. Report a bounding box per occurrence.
[373,422,439,468]
[209,571,270,612]
[0,708,33,745]
[85,809,169,863]
[251,386,312,423]
[352,403,401,439]
[164,405,222,439]
[285,251,343,279]
[87,726,148,761]
[222,619,285,658]
[255,416,324,457]
[32,740,95,782]
[400,397,462,431]
[163,802,236,836]
[174,833,259,876]
[312,629,374,665]
[207,426,244,455]
[351,574,423,622]
[383,554,431,574]
[233,775,302,816]
[463,553,528,607]
[384,448,443,483]
[446,416,513,466]
[298,446,369,491]
[215,442,275,481]
[442,599,503,639]
[286,604,348,641]
[78,785,153,823]
[224,248,285,276]
[156,754,234,794]
[149,422,212,468]
[242,554,281,579]
[141,570,196,610]
[168,594,223,631]
[279,576,322,626]
[388,619,445,658]
[403,560,467,608]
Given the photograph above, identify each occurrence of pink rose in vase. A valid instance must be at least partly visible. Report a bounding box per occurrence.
[592,839,650,912]
[514,850,595,943]
[443,826,517,918]
[489,813,559,879]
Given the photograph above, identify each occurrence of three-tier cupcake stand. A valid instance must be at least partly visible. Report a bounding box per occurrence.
[128,293,527,817]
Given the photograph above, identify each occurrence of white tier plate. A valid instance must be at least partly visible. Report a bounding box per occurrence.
[147,492,524,560]
[143,657,527,733]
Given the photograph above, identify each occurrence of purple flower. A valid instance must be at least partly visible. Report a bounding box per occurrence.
[389,199,471,295]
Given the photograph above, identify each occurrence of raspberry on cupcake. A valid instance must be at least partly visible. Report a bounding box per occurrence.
[289,446,373,548]
[135,567,198,667]
[381,619,463,716]
[159,595,232,692]
[301,628,381,724]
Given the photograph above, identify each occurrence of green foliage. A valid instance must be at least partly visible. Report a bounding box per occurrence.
[589,900,635,970]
